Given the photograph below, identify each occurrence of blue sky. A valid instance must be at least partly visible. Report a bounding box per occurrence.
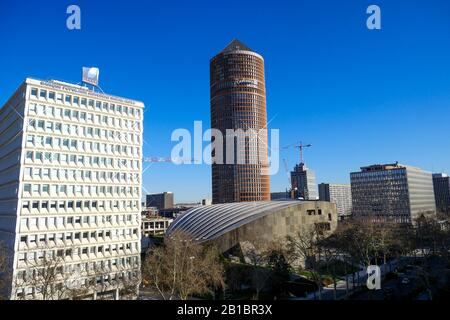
[1,0,450,203]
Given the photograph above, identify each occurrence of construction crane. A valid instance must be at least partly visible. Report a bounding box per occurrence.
[294,141,312,164]
[282,141,312,199]
[282,141,312,165]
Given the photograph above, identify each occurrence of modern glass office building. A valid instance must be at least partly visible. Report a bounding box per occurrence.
[433,173,450,215]
[350,163,436,223]
[0,78,143,299]
[210,39,270,204]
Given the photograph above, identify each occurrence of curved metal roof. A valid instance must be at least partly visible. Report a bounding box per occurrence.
[166,201,301,242]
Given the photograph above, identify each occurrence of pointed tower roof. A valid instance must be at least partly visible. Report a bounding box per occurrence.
[221,39,254,53]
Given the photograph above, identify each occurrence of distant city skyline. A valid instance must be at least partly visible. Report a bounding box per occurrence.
[1,0,450,202]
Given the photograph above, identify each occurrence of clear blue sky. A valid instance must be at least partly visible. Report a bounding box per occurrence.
[1,0,450,203]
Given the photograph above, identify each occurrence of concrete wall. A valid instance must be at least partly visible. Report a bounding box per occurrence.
[211,201,337,253]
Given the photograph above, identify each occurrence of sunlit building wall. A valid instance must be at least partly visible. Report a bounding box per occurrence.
[210,39,270,204]
[0,78,143,299]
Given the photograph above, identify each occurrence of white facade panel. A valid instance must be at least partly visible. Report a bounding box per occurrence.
[0,78,144,300]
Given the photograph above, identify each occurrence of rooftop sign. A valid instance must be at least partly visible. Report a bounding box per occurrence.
[37,80,139,106]
[82,67,100,86]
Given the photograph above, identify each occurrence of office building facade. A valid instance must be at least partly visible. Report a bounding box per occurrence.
[210,39,270,204]
[319,183,352,217]
[270,191,291,201]
[0,78,143,299]
[433,173,450,215]
[350,163,436,223]
[291,163,318,200]
[145,192,174,210]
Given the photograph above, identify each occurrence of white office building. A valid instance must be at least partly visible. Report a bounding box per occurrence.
[0,78,144,299]
[318,183,352,218]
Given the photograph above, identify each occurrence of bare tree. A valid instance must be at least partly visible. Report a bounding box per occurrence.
[412,215,450,300]
[14,248,74,300]
[415,215,449,256]
[8,244,140,301]
[240,242,271,300]
[13,246,102,300]
[368,221,397,272]
[316,239,340,300]
[265,240,291,299]
[14,251,63,300]
[251,267,271,300]
[0,242,11,300]
[142,231,225,300]
[285,225,324,299]
[118,275,141,300]
[324,219,383,292]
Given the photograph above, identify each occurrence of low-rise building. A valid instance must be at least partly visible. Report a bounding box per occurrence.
[141,206,159,217]
[159,204,200,219]
[141,216,173,237]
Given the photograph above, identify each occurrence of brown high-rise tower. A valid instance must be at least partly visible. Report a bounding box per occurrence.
[210,39,270,204]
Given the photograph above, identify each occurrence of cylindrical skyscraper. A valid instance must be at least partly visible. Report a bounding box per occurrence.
[210,39,270,204]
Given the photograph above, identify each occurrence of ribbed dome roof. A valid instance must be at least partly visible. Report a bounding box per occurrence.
[166,201,301,241]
